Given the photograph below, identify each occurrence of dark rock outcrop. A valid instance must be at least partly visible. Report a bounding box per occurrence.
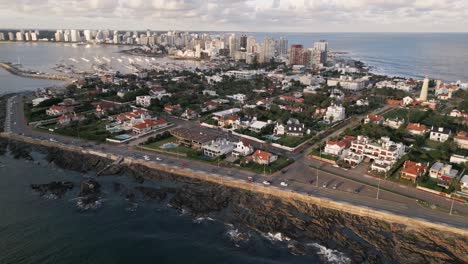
[31,181,74,198]
[135,186,168,201]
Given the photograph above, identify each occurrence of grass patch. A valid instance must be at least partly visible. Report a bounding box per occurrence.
[240,156,293,174]
[40,120,110,142]
[145,136,198,156]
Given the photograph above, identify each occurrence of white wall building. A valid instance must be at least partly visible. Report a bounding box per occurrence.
[429,127,451,142]
[327,76,366,91]
[324,104,346,123]
[136,96,152,108]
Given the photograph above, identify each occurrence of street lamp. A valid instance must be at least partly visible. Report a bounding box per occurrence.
[316,149,321,188]
[376,176,381,200]
[449,199,455,215]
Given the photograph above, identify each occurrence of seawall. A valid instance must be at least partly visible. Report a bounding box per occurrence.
[0,62,73,81]
[1,131,467,237]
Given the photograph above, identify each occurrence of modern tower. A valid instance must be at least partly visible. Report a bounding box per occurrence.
[419,75,429,102]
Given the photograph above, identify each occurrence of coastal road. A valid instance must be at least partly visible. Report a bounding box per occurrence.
[5,94,468,229]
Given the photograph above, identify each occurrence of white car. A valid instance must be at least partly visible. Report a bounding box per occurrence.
[143,155,150,161]
[262,181,271,185]
[280,182,288,187]
[49,138,57,142]
[156,157,162,161]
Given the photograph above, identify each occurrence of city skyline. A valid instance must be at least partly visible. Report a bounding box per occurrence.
[0,0,467,32]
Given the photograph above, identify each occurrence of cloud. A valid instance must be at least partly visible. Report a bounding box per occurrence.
[0,0,466,32]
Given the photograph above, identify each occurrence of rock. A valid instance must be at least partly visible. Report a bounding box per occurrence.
[135,186,167,201]
[31,181,74,198]
[77,179,101,208]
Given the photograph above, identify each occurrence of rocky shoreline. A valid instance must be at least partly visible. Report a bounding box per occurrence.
[0,94,467,263]
[0,137,466,264]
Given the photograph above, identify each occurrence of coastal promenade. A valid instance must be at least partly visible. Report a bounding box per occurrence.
[1,131,467,235]
[0,62,73,82]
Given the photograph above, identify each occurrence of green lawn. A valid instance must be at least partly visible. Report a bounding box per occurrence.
[274,135,311,148]
[240,156,293,174]
[145,136,198,156]
[39,120,111,142]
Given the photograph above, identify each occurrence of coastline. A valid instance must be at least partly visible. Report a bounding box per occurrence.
[0,132,467,263]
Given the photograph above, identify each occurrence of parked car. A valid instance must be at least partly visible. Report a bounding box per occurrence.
[247,177,254,183]
[156,157,162,161]
[280,181,288,187]
[143,155,150,161]
[180,163,189,167]
[322,182,328,188]
[262,180,271,186]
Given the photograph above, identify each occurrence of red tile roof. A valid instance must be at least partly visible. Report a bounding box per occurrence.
[407,123,427,132]
[251,150,273,161]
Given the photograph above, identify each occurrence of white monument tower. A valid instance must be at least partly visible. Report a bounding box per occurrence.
[419,75,429,102]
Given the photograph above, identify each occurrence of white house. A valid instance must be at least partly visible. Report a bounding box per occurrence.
[227,93,246,104]
[201,138,235,158]
[324,104,346,123]
[402,96,414,106]
[429,162,458,189]
[454,131,468,149]
[327,76,366,91]
[232,141,254,158]
[136,96,152,107]
[429,127,451,142]
[383,118,405,129]
[249,120,269,133]
[460,175,468,194]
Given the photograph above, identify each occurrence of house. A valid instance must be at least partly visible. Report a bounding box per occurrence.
[132,119,168,134]
[274,119,305,137]
[386,99,402,106]
[231,141,254,158]
[46,105,75,116]
[164,104,181,114]
[171,127,218,149]
[57,113,86,126]
[406,123,428,136]
[383,118,405,129]
[201,138,235,158]
[249,120,269,133]
[324,135,355,157]
[248,150,278,165]
[449,109,468,118]
[32,97,50,107]
[450,154,468,165]
[136,95,152,107]
[364,114,384,125]
[181,109,199,120]
[402,96,414,106]
[429,127,451,142]
[344,136,405,173]
[202,101,219,112]
[454,131,468,149]
[202,89,217,96]
[429,162,458,189]
[460,175,468,194]
[227,93,246,104]
[327,76,366,91]
[324,104,346,123]
[400,161,428,182]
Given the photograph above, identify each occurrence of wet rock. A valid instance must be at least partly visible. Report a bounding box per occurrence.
[288,241,307,256]
[135,186,167,201]
[8,141,33,160]
[77,179,101,209]
[31,181,74,198]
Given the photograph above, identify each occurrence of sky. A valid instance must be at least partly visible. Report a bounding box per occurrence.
[0,0,467,32]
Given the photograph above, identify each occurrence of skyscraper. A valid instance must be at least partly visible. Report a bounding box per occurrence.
[419,75,430,102]
[263,37,276,63]
[8,32,15,41]
[16,31,24,41]
[0,33,5,41]
[228,34,239,57]
[277,37,288,56]
[312,40,328,65]
[240,34,247,50]
[289,44,307,65]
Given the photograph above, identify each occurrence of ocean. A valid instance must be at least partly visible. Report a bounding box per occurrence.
[1,33,467,263]
[2,33,468,82]
[0,152,341,264]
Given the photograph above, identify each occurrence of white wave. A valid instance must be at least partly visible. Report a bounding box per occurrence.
[307,243,351,264]
[76,198,103,211]
[193,217,215,224]
[81,57,90,63]
[225,225,250,246]
[263,232,291,242]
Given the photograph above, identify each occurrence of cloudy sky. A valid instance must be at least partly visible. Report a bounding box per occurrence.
[0,0,467,32]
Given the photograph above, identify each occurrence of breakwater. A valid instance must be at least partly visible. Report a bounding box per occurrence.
[0,62,73,81]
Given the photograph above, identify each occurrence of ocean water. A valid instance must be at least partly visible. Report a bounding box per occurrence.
[0,154,339,264]
[0,67,64,95]
[2,33,468,83]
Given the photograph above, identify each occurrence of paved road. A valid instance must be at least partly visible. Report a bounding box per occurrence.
[5,94,468,229]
